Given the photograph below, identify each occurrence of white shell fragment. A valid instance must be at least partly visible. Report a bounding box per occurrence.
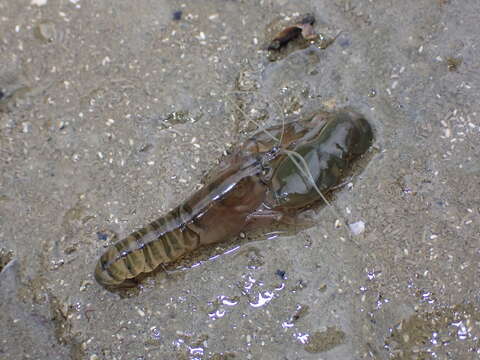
[31,0,48,6]
[334,219,342,228]
[348,221,365,236]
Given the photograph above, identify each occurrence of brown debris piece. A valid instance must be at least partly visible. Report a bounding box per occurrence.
[267,14,318,51]
[268,26,302,50]
[446,56,462,71]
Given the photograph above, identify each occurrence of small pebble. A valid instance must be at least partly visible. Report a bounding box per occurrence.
[96,232,108,241]
[34,21,57,43]
[348,221,365,235]
[172,10,182,21]
[22,122,30,133]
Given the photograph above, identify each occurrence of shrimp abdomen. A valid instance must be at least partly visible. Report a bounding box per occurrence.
[94,212,201,288]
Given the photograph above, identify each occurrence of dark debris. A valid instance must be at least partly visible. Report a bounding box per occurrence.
[446,57,462,71]
[172,10,182,21]
[275,269,286,279]
[96,232,108,241]
[267,13,318,51]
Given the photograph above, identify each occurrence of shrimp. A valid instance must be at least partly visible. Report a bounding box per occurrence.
[94,110,373,288]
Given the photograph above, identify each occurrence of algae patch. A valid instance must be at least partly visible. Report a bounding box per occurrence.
[304,326,346,353]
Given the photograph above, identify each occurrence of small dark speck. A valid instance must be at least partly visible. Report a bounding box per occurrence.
[97,232,108,241]
[0,89,4,100]
[338,38,350,48]
[139,143,153,153]
[275,269,286,279]
[172,10,182,21]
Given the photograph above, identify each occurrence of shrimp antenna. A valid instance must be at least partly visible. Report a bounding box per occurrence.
[281,149,357,244]
[227,90,287,147]
[225,92,278,143]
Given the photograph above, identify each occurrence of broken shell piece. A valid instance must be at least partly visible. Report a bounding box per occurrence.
[34,21,57,43]
[348,221,365,236]
[267,14,318,51]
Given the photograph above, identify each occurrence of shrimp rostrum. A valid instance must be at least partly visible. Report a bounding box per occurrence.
[94,110,373,288]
